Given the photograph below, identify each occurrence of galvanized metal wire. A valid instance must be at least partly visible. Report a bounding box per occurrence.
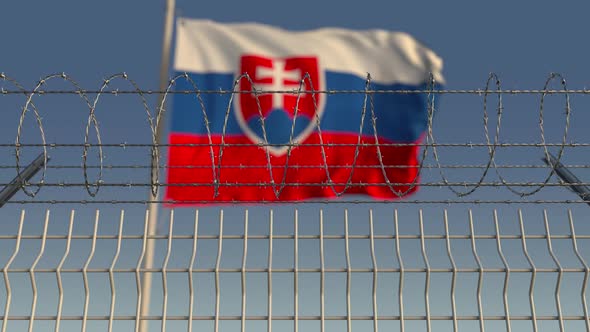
[0,208,588,331]
[1,72,588,204]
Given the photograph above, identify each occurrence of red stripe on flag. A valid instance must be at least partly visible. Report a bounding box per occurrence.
[165,133,421,203]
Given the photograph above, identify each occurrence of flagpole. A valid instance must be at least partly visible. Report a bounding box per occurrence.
[141,0,175,331]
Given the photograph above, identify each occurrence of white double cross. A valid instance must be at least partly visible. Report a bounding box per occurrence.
[255,59,302,110]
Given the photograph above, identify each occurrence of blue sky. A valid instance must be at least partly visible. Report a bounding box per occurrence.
[1,1,590,331]
[3,0,590,85]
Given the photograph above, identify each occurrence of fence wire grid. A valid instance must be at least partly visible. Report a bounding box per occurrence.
[1,72,590,331]
[2,208,590,332]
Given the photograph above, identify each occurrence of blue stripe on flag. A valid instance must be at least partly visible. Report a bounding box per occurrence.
[170,72,434,143]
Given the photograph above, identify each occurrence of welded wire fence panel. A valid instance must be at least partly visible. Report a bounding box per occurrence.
[1,73,590,331]
[1,208,590,332]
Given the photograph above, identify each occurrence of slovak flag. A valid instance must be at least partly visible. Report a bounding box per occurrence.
[166,18,444,203]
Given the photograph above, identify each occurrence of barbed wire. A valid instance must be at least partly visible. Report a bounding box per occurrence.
[4,143,590,147]
[1,163,590,169]
[6,182,590,187]
[1,71,585,203]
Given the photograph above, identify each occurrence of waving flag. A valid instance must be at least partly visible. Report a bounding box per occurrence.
[166,18,444,203]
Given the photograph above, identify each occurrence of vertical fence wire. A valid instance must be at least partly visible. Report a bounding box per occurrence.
[444,210,458,332]
[241,210,248,332]
[569,210,590,331]
[81,211,99,332]
[268,210,273,332]
[293,210,299,332]
[135,211,149,332]
[108,211,124,332]
[344,209,352,332]
[544,210,565,332]
[319,210,325,332]
[419,210,431,332]
[519,210,538,332]
[28,211,49,332]
[369,210,378,332]
[188,210,198,332]
[54,210,74,332]
[214,211,223,332]
[394,209,405,332]
[161,210,174,332]
[469,211,485,332]
[2,211,24,332]
[494,210,511,332]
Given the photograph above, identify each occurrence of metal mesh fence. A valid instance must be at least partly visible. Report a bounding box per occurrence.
[1,73,590,331]
[2,208,590,332]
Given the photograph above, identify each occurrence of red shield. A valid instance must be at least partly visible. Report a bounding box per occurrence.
[234,55,325,155]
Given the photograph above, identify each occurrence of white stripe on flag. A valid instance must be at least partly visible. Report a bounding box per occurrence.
[174,18,444,85]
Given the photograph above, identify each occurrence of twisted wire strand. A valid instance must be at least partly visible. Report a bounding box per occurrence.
[493,73,570,196]
[0,142,587,147]
[166,73,217,196]
[430,73,500,197]
[3,88,590,95]
[375,73,434,197]
[92,73,156,196]
[23,73,102,197]
[2,163,590,169]
[228,74,276,198]
[0,72,586,202]
[7,181,590,188]
[281,75,312,197]
[158,73,211,196]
